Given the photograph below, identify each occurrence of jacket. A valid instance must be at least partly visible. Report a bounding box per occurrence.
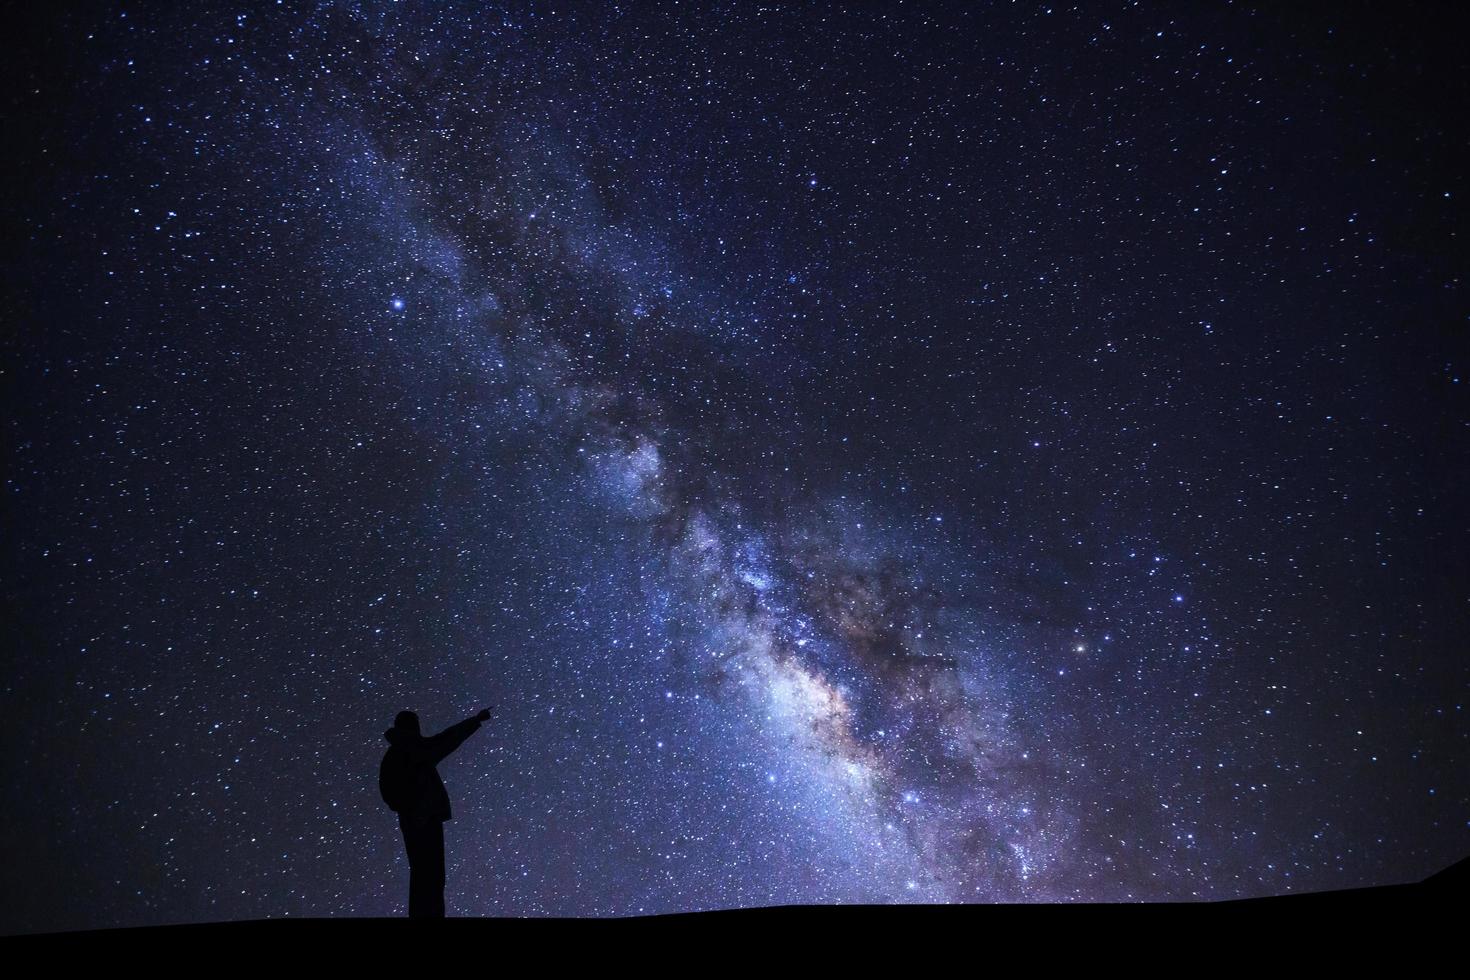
[381,716,483,824]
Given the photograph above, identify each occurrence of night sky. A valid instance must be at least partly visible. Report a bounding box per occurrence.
[4,2,1468,932]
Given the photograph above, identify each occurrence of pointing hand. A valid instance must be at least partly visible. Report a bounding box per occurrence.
[476,707,493,723]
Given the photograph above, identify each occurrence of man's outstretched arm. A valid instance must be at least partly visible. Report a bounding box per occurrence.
[425,708,492,765]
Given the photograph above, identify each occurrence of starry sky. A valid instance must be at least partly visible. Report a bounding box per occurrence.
[3,1,1468,931]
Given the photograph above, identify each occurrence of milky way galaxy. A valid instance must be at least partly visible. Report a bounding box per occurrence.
[4,3,1467,930]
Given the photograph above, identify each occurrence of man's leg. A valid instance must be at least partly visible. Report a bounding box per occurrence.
[401,819,438,918]
[401,820,420,917]
[426,820,446,917]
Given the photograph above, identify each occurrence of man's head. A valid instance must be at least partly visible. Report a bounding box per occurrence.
[392,710,421,737]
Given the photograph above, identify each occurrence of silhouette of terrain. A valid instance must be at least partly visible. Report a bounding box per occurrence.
[4,855,1463,952]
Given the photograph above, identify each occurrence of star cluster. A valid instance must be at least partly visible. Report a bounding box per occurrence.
[3,2,1467,931]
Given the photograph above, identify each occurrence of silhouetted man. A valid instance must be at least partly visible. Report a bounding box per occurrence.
[379,707,492,917]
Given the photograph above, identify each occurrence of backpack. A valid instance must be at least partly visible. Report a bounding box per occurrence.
[379,748,409,813]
